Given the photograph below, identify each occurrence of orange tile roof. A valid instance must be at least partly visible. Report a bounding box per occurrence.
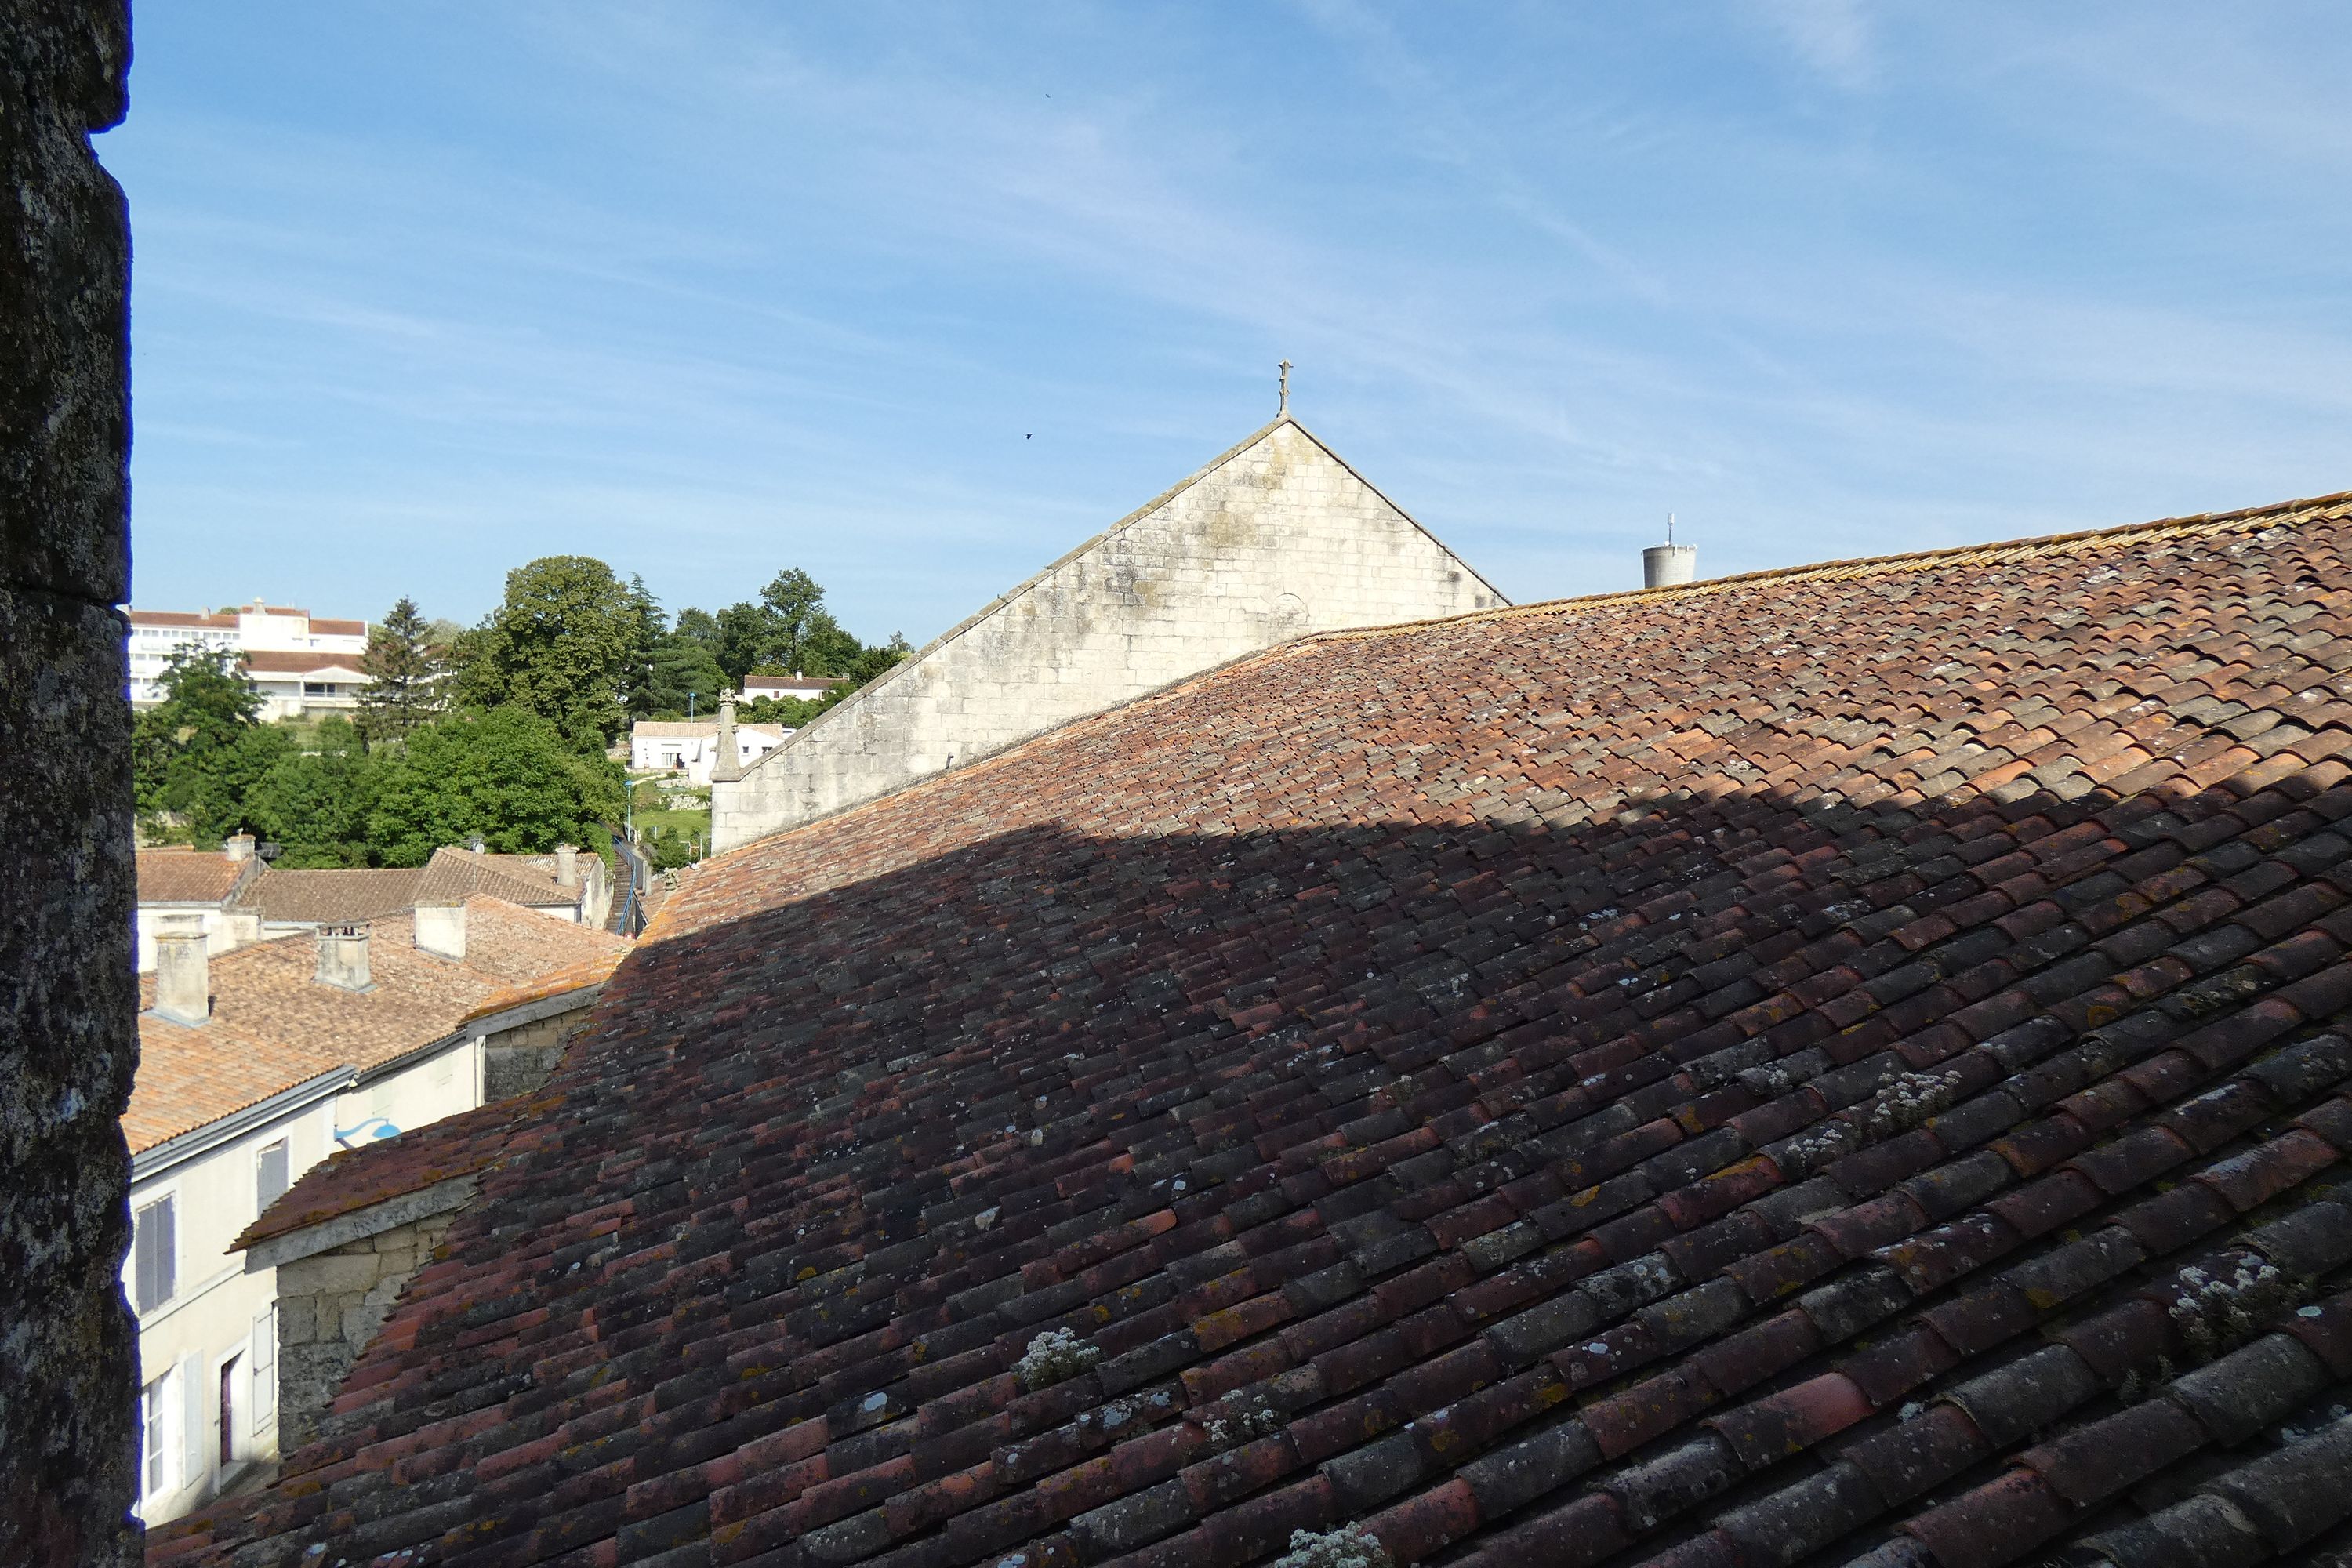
[125,897,628,1156]
[135,848,255,906]
[239,650,368,675]
[455,949,627,1026]
[127,608,235,629]
[154,489,2352,1568]
[232,848,589,927]
[233,867,425,925]
[234,1092,550,1252]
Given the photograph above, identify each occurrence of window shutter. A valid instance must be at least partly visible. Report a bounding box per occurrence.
[132,1196,176,1312]
[256,1140,289,1212]
[251,1307,277,1421]
[156,1197,176,1307]
[132,1208,153,1311]
[178,1354,201,1494]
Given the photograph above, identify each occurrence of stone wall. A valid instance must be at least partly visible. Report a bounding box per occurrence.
[272,1210,457,1453]
[0,4,139,1564]
[479,1000,596,1102]
[712,419,1504,849]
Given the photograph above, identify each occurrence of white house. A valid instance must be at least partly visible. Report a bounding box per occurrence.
[630,718,788,786]
[124,902,629,1524]
[128,601,371,717]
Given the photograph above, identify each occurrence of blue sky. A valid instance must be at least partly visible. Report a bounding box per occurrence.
[100,2,2352,644]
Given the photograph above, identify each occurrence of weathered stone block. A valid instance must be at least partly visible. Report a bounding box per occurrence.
[0,5,136,1562]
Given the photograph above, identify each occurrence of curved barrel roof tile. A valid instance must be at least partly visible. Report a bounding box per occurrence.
[154,491,2352,1568]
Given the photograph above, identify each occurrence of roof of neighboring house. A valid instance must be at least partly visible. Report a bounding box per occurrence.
[128,608,236,629]
[455,949,629,1027]
[152,489,2352,1568]
[308,616,368,636]
[233,848,591,926]
[414,845,590,909]
[233,866,426,924]
[233,1091,550,1252]
[134,848,256,906]
[239,649,370,676]
[125,896,629,1156]
[632,719,789,741]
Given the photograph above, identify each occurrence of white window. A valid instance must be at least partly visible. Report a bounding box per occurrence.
[256,1138,289,1214]
[132,1195,176,1313]
[251,1307,277,1423]
[137,1366,180,1501]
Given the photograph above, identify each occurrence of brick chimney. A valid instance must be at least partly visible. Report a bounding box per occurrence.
[315,925,372,990]
[413,902,466,960]
[152,927,209,1026]
[554,844,579,891]
[223,832,256,863]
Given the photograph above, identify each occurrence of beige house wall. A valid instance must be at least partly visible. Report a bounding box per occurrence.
[712,419,1503,850]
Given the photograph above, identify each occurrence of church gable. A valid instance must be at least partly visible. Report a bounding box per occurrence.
[713,417,1502,847]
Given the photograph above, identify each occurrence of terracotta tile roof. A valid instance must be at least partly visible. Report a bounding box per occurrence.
[154,491,2352,1568]
[125,898,629,1156]
[414,846,582,910]
[233,866,426,924]
[234,1091,552,1252]
[634,719,789,740]
[454,949,627,1026]
[239,649,368,675]
[309,616,368,636]
[128,608,235,629]
[135,848,255,906]
[233,849,586,927]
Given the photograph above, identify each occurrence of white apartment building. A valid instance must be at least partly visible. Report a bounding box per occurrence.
[128,601,372,720]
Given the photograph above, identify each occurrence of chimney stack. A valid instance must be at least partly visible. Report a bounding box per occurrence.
[315,925,372,990]
[153,926,210,1026]
[413,902,467,960]
[554,844,579,890]
[1643,513,1697,590]
[223,832,256,863]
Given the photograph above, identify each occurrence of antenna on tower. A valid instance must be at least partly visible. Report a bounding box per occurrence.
[1644,513,1697,589]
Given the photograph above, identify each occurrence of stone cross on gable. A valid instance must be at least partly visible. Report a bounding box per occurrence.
[1278,360,1291,416]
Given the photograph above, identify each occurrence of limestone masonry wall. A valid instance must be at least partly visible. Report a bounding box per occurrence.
[480,1000,596,1102]
[0,4,140,1563]
[273,1212,457,1454]
[713,419,1503,849]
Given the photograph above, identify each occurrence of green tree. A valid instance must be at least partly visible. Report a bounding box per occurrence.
[132,644,292,844]
[368,706,624,866]
[750,565,866,675]
[621,575,665,720]
[647,631,728,717]
[245,717,379,866]
[712,601,768,688]
[355,596,442,747]
[450,556,650,744]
